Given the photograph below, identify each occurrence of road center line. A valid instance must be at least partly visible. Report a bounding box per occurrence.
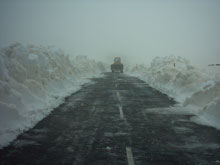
[119,105,124,119]
[126,147,135,165]
[116,91,120,100]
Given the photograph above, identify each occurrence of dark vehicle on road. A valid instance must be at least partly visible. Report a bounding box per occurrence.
[111,57,123,73]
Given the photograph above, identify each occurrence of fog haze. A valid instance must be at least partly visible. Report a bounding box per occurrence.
[1,0,220,65]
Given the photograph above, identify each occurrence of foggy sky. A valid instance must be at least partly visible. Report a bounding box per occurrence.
[0,0,220,65]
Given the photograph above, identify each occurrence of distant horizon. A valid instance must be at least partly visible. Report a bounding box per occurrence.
[1,0,220,66]
[1,41,220,68]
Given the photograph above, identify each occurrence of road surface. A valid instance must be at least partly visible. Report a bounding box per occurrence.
[0,73,220,165]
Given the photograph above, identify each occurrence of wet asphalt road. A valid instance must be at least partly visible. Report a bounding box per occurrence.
[0,73,220,165]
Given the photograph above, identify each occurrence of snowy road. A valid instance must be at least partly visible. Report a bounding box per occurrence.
[0,73,220,164]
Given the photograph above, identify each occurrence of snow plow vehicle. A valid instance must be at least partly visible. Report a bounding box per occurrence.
[111,57,123,73]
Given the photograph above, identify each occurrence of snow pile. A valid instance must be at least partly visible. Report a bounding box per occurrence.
[184,82,220,129]
[0,43,105,148]
[71,55,106,75]
[130,55,211,102]
[129,55,220,129]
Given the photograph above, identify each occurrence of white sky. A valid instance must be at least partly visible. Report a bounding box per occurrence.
[0,0,220,65]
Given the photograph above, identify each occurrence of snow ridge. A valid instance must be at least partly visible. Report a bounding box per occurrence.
[129,55,220,130]
[0,43,106,148]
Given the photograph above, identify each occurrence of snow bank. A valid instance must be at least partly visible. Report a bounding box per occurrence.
[129,55,220,129]
[0,43,105,148]
[190,97,220,129]
[184,82,220,129]
[184,82,220,107]
[130,55,211,102]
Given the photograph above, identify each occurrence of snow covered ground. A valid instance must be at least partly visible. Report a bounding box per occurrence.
[129,55,220,130]
[0,44,219,149]
[0,43,106,149]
